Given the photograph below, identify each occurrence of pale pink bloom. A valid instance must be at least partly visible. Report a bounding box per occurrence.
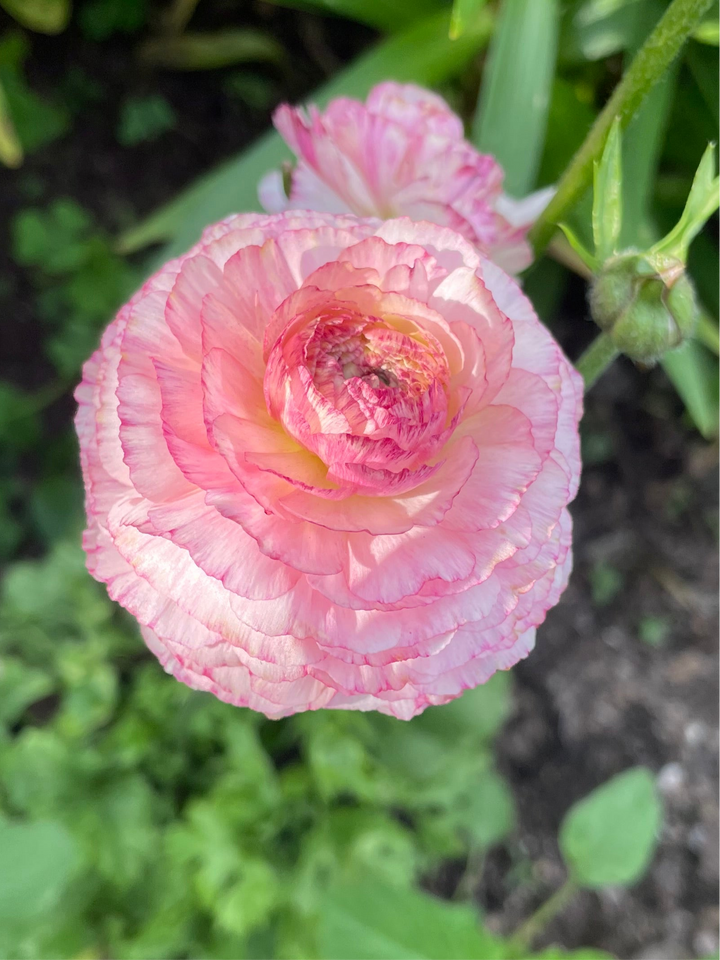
[259,82,554,275]
[75,212,582,720]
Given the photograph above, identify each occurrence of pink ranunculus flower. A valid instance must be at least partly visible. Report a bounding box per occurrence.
[259,82,555,275]
[75,211,582,720]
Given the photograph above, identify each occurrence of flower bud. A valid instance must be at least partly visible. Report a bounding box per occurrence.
[589,252,699,364]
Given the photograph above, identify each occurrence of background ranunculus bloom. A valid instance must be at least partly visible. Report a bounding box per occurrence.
[75,211,582,719]
[259,82,554,275]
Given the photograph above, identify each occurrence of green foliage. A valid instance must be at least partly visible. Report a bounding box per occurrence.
[559,767,662,888]
[450,0,489,39]
[589,561,624,607]
[78,0,147,40]
[317,881,505,959]
[0,33,69,155]
[472,0,559,196]
[258,0,442,33]
[0,539,522,960]
[592,119,623,262]
[638,615,671,646]
[0,820,79,919]
[11,199,139,377]
[118,7,495,257]
[0,0,71,34]
[0,3,712,957]
[0,76,22,167]
[117,94,177,146]
[139,30,285,71]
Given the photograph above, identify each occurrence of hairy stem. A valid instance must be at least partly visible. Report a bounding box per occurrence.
[528,0,714,255]
[511,878,578,951]
[576,333,620,390]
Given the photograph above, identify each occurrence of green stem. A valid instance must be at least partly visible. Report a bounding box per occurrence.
[511,878,578,951]
[528,0,714,256]
[576,333,620,389]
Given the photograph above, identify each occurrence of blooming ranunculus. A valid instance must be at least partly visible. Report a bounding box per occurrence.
[75,211,582,719]
[259,82,554,275]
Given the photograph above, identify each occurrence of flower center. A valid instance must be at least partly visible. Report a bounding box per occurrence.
[305,313,446,406]
[263,296,454,494]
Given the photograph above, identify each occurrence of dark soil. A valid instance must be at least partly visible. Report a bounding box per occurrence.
[2,8,717,959]
[485,360,719,960]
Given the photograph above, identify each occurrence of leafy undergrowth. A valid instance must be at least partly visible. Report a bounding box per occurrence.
[0,539,662,960]
[0,537,513,958]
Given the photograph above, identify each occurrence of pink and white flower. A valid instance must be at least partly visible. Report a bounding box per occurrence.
[75,211,582,719]
[259,82,554,275]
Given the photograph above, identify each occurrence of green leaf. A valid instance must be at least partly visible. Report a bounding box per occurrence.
[0,35,69,154]
[444,766,515,850]
[213,858,280,937]
[687,40,719,128]
[562,0,655,63]
[0,77,22,167]
[537,77,597,188]
[559,767,662,888]
[0,381,42,452]
[317,881,505,960]
[558,223,599,271]
[693,12,719,42]
[652,143,720,262]
[117,94,176,146]
[472,0,559,196]
[118,7,494,257]
[0,0,71,34]
[662,337,719,438]
[0,819,80,923]
[12,199,93,274]
[413,670,513,745]
[592,117,623,261]
[79,0,147,40]
[138,29,284,71]
[535,949,615,959]
[449,0,489,39]
[258,0,441,32]
[0,657,54,727]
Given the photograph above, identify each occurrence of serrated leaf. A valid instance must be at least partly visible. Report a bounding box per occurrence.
[472,0,559,197]
[0,819,80,923]
[592,117,623,260]
[119,8,493,257]
[559,767,662,888]
[317,881,505,959]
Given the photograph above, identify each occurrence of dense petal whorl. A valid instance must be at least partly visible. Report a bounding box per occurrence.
[75,211,582,719]
[258,82,555,275]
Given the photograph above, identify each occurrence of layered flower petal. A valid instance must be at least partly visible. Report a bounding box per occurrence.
[259,82,553,273]
[75,211,582,720]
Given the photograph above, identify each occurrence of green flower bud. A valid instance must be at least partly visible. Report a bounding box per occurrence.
[589,252,699,364]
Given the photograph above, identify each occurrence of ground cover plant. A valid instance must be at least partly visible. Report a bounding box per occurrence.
[0,0,717,957]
